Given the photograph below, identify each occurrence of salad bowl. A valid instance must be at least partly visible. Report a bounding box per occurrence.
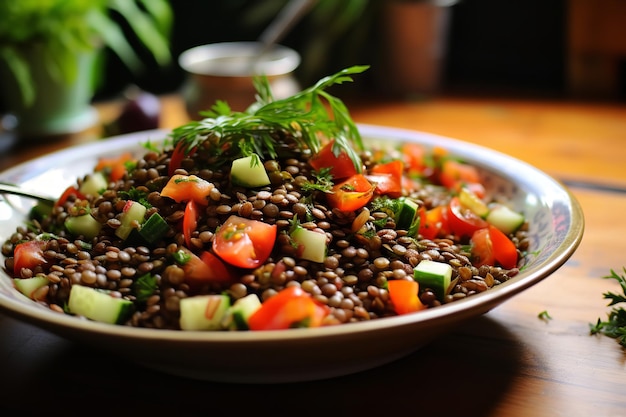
[0,125,584,383]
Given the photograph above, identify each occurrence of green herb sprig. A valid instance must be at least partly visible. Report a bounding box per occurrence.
[169,65,369,171]
[590,268,626,348]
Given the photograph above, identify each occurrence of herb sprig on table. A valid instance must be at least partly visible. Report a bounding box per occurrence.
[590,268,626,348]
[169,65,369,171]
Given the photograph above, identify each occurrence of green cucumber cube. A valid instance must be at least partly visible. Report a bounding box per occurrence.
[413,260,453,301]
[486,204,525,234]
[291,227,327,263]
[79,172,108,197]
[14,276,49,300]
[65,214,102,239]
[180,294,231,331]
[68,284,133,324]
[230,155,271,188]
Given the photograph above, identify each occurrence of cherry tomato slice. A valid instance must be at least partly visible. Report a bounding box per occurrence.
[161,174,214,206]
[54,186,86,208]
[401,143,427,174]
[183,200,200,248]
[439,159,481,193]
[309,140,359,180]
[168,142,197,177]
[487,225,519,269]
[470,228,495,268]
[13,240,48,277]
[180,248,236,285]
[387,279,425,315]
[213,215,277,268]
[446,196,488,238]
[248,286,330,330]
[326,174,375,212]
[366,159,404,198]
[95,152,134,182]
[418,206,449,240]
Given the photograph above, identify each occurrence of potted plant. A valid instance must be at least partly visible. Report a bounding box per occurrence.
[0,0,172,139]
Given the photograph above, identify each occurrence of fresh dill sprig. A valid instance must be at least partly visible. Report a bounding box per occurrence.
[168,66,369,170]
[590,268,626,348]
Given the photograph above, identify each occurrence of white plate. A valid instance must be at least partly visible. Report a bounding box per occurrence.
[0,126,584,383]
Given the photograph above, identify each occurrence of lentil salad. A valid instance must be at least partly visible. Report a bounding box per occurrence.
[2,67,530,331]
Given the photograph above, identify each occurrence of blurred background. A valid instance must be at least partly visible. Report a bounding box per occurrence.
[92,0,625,103]
[1,0,625,134]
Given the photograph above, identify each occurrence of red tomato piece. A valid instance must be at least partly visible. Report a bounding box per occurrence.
[401,143,427,174]
[180,248,235,285]
[366,174,401,198]
[470,228,495,268]
[326,174,375,212]
[168,142,197,177]
[387,279,425,315]
[439,159,481,192]
[161,174,214,206]
[248,286,330,330]
[213,215,277,269]
[13,240,48,277]
[183,200,200,248]
[371,159,404,177]
[54,186,86,208]
[418,206,449,240]
[309,140,359,180]
[95,152,134,182]
[487,225,519,269]
[366,159,404,198]
[446,196,488,238]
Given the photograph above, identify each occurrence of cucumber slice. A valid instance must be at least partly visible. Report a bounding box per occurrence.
[65,214,102,239]
[180,294,231,331]
[291,226,327,263]
[413,260,453,301]
[115,201,147,240]
[126,213,170,246]
[486,204,525,234]
[13,276,49,300]
[79,172,108,197]
[223,294,262,330]
[139,213,170,244]
[230,154,271,188]
[396,197,420,235]
[68,284,133,324]
[30,202,53,221]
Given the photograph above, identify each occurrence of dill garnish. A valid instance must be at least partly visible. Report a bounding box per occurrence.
[590,268,626,348]
[168,66,369,171]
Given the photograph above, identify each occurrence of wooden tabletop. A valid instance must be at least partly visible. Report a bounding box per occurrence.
[1,94,625,416]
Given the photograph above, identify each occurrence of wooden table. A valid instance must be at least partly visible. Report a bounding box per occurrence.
[1,95,625,416]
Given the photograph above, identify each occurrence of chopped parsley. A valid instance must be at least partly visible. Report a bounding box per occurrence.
[117,187,151,208]
[538,310,552,321]
[172,249,191,265]
[134,273,158,303]
[301,167,334,193]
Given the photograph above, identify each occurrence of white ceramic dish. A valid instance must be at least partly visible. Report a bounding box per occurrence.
[0,126,584,383]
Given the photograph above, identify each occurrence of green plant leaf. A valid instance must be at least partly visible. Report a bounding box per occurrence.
[86,9,142,73]
[0,48,35,107]
[108,0,171,66]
